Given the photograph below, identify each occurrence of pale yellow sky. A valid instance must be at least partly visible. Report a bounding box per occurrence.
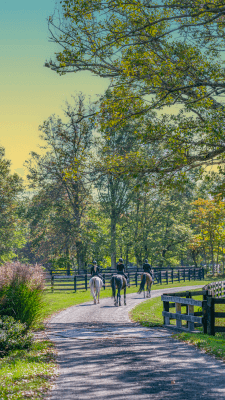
[0,2,109,179]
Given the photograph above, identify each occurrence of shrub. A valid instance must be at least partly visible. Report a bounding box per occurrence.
[0,262,45,328]
[0,316,33,357]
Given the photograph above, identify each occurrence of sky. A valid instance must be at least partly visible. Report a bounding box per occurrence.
[0,0,109,178]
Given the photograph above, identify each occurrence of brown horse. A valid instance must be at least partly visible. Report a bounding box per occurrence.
[111,274,127,306]
[138,273,152,298]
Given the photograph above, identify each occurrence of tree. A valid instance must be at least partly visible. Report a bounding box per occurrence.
[0,147,25,262]
[126,185,194,267]
[94,110,138,267]
[191,195,225,274]
[25,94,96,269]
[46,1,225,177]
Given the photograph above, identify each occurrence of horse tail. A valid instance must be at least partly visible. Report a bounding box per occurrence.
[90,277,96,298]
[139,273,146,293]
[111,276,116,298]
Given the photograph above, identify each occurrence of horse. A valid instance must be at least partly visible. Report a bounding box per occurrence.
[89,276,103,304]
[138,272,152,298]
[111,274,127,306]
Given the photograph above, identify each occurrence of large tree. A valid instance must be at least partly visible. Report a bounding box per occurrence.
[95,111,138,267]
[25,94,95,268]
[0,147,25,262]
[46,1,225,177]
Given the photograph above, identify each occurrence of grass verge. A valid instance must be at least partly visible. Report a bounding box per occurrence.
[172,332,225,361]
[130,281,225,362]
[41,278,213,322]
[0,340,57,400]
[0,275,220,399]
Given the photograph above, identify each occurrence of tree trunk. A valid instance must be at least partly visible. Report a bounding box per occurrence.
[111,217,117,269]
[134,195,140,267]
[65,246,70,276]
[125,244,129,268]
[76,240,84,270]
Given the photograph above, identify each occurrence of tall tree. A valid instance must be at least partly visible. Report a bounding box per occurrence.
[191,196,225,274]
[0,147,25,262]
[25,94,95,268]
[46,1,225,177]
[95,115,137,267]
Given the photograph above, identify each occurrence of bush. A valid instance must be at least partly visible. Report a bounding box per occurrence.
[0,316,33,357]
[0,262,45,328]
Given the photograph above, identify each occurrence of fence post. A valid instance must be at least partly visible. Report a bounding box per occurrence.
[171,269,173,284]
[51,275,54,293]
[207,297,215,336]
[194,268,196,280]
[163,300,170,325]
[166,270,168,285]
[188,304,194,331]
[160,271,162,284]
[85,274,87,291]
[183,269,185,282]
[178,269,180,282]
[135,272,138,287]
[202,299,207,334]
[74,275,76,292]
[185,291,190,328]
[175,302,182,329]
[103,273,105,290]
[202,267,204,280]
[189,269,191,281]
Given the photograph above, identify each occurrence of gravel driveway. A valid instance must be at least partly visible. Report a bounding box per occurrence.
[47,285,225,399]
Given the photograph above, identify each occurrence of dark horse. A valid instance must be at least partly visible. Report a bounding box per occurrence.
[111,274,127,306]
[138,273,152,298]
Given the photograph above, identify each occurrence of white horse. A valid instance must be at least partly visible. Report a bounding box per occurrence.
[89,276,103,304]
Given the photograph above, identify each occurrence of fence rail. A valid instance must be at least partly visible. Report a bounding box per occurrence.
[162,290,208,333]
[162,281,225,336]
[45,267,204,292]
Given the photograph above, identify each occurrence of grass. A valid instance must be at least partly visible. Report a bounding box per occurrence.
[130,279,225,362]
[0,340,57,400]
[0,275,221,399]
[172,332,225,361]
[41,277,213,322]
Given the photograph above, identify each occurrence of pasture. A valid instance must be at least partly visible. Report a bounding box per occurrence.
[130,284,225,361]
[41,277,213,322]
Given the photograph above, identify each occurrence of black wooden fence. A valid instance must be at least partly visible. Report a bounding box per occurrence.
[161,281,225,336]
[45,267,204,292]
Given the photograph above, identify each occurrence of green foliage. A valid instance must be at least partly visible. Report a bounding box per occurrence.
[0,147,25,262]
[24,93,96,268]
[0,263,44,328]
[174,332,225,361]
[47,1,225,178]
[0,316,33,358]
[0,340,56,399]
[190,196,225,271]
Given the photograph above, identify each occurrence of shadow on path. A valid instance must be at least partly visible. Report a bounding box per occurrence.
[49,334,225,400]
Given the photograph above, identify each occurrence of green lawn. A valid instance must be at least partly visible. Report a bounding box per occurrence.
[0,275,222,399]
[41,277,212,322]
[0,340,57,400]
[130,281,225,362]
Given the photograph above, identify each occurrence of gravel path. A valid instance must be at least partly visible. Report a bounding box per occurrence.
[47,285,225,399]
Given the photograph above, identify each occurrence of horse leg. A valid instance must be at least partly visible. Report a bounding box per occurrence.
[124,285,126,306]
[97,287,100,304]
[149,283,152,298]
[118,288,121,306]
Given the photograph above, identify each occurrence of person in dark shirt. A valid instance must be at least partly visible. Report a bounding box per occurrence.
[91,261,103,280]
[116,258,129,285]
[143,259,153,281]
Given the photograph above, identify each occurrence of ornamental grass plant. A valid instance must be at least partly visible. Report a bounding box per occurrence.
[0,262,45,328]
